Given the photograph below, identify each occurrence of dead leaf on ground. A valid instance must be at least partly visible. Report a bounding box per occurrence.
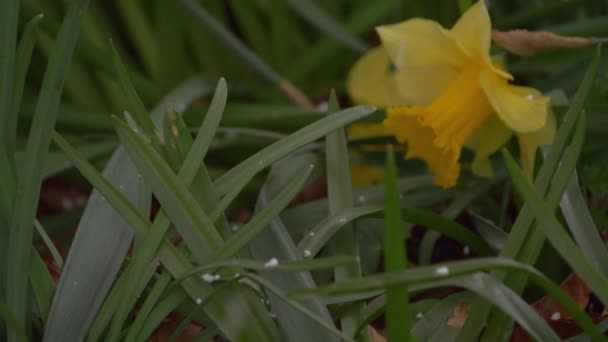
[512,273,594,341]
[492,29,592,57]
[532,273,590,321]
[370,326,387,342]
[447,302,469,328]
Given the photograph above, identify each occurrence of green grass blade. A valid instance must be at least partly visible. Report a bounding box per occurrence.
[105,79,228,339]
[460,44,601,342]
[246,273,355,342]
[324,93,364,339]
[170,256,360,286]
[33,220,63,270]
[502,148,608,306]
[287,0,399,81]
[418,180,496,265]
[560,169,608,274]
[0,0,19,148]
[5,0,91,338]
[30,251,56,325]
[0,301,27,342]
[384,147,410,342]
[247,153,338,342]
[45,79,212,341]
[53,132,278,341]
[135,286,188,342]
[8,13,44,153]
[282,175,436,237]
[214,104,375,202]
[410,293,472,340]
[175,0,281,84]
[297,205,494,259]
[123,271,172,341]
[113,117,223,262]
[211,165,312,260]
[113,0,158,79]
[286,0,367,53]
[292,257,601,341]
[111,43,161,146]
[481,117,586,341]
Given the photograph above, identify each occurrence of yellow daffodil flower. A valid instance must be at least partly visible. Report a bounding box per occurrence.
[347,1,556,188]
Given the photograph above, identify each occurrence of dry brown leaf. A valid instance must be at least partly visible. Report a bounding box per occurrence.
[492,29,592,57]
[531,274,589,321]
[370,326,387,342]
[447,302,469,328]
[511,274,592,341]
[150,313,204,342]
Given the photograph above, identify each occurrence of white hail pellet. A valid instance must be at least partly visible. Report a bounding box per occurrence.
[435,266,449,275]
[265,258,279,268]
[201,273,221,283]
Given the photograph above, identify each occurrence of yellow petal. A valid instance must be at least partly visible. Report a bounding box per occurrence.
[376,19,468,70]
[517,110,557,179]
[384,107,460,188]
[450,1,492,64]
[466,115,513,177]
[480,70,549,132]
[392,65,459,106]
[346,47,400,106]
[350,162,385,188]
[348,122,387,139]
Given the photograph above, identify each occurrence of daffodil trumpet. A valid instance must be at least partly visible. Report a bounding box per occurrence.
[347,0,555,188]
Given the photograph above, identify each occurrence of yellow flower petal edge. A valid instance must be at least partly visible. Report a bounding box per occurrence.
[376,19,467,70]
[384,108,460,188]
[346,46,400,107]
[479,70,549,132]
[450,0,492,64]
[517,110,557,179]
[350,162,385,189]
[383,63,494,188]
[466,115,513,178]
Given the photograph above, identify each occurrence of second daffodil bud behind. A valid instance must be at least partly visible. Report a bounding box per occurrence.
[347,1,555,188]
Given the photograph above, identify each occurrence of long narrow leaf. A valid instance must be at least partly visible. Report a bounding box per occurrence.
[46,78,214,341]
[384,147,410,342]
[502,148,608,306]
[213,105,376,197]
[292,257,602,341]
[324,93,364,338]
[6,0,91,338]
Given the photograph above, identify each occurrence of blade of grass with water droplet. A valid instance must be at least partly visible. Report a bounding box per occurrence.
[113,115,281,340]
[292,257,601,341]
[45,78,213,341]
[460,45,601,342]
[113,116,223,262]
[212,105,376,205]
[324,93,365,339]
[247,153,339,342]
[502,147,608,305]
[209,165,312,261]
[105,79,228,340]
[246,273,355,342]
